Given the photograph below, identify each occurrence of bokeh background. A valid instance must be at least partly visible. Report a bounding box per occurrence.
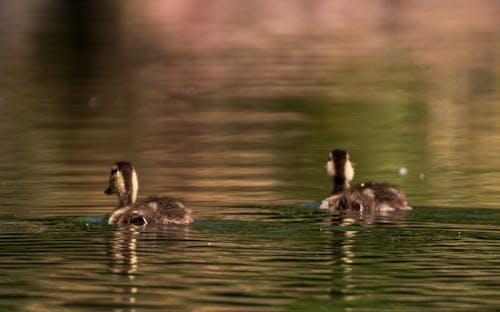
[2,0,500,216]
[1,2,500,312]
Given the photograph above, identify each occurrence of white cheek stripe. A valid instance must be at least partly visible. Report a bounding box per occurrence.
[131,169,138,203]
[326,160,335,177]
[344,160,354,181]
[115,171,126,195]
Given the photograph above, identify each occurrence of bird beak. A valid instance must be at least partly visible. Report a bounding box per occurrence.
[104,186,113,195]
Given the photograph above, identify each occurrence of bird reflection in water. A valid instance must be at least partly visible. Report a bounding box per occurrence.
[328,208,411,300]
[330,208,411,227]
[107,225,190,308]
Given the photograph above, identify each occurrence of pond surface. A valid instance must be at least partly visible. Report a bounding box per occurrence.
[1,1,500,311]
[1,207,499,311]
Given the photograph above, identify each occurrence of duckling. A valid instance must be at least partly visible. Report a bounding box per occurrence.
[104,161,193,225]
[319,149,411,211]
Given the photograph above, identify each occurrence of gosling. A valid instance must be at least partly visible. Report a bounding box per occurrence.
[319,149,411,212]
[104,161,193,225]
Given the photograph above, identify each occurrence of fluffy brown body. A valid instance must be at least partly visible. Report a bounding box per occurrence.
[109,197,193,225]
[322,181,409,212]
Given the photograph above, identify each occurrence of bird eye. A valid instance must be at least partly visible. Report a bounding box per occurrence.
[110,169,117,175]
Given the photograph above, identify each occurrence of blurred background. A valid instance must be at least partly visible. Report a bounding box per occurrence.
[2,0,500,217]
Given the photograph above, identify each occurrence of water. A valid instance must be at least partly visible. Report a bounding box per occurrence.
[1,1,500,311]
[1,207,499,311]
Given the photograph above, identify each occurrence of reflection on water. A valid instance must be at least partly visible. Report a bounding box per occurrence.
[109,226,141,276]
[109,226,141,308]
[329,208,410,227]
[107,225,191,308]
[0,207,499,311]
[329,229,357,300]
[109,224,190,276]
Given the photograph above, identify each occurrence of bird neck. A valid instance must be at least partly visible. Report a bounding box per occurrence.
[118,194,134,207]
[330,176,349,195]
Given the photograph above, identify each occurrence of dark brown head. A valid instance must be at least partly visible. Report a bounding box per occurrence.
[325,149,354,194]
[104,161,139,206]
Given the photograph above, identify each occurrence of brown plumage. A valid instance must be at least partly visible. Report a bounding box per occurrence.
[320,149,411,212]
[104,161,193,225]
